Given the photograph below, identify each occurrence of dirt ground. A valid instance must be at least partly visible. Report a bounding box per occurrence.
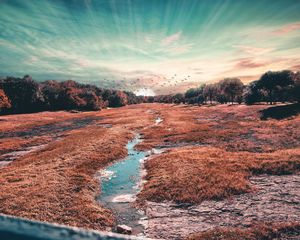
[0,103,299,239]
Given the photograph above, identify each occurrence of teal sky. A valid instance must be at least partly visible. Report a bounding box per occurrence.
[1,0,300,95]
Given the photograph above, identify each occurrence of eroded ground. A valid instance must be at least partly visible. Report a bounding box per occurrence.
[0,103,299,239]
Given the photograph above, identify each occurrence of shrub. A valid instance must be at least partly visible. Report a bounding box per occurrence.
[0,89,11,111]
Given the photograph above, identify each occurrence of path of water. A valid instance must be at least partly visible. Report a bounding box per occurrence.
[97,135,148,235]
[98,116,164,235]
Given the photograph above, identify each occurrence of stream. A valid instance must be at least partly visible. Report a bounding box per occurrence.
[97,134,148,235]
[97,116,164,236]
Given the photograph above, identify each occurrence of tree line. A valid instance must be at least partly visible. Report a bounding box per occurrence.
[0,75,144,114]
[1,70,299,114]
[150,70,300,105]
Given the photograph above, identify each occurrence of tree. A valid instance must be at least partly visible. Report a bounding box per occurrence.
[108,91,128,107]
[292,71,300,104]
[147,96,154,103]
[216,94,229,104]
[172,93,185,104]
[256,70,294,104]
[203,83,218,104]
[185,88,199,99]
[0,75,45,113]
[243,81,263,105]
[0,76,142,113]
[41,80,64,110]
[184,85,205,103]
[219,78,244,104]
[125,91,143,105]
[79,90,102,111]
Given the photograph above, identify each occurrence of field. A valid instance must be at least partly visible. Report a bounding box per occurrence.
[0,103,299,239]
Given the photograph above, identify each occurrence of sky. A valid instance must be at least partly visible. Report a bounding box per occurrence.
[1,0,300,95]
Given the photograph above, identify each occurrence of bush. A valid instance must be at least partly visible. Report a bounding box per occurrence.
[0,89,11,111]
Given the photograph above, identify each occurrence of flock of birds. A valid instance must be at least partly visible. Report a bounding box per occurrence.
[101,74,193,92]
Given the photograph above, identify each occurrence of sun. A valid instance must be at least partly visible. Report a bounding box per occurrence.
[134,88,156,96]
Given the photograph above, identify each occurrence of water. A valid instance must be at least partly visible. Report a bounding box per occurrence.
[97,135,148,235]
[155,117,162,125]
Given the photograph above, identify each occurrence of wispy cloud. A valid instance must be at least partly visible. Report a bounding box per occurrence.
[272,22,300,36]
[162,43,193,55]
[145,36,152,44]
[235,45,274,55]
[235,58,267,69]
[291,64,300,71]
[162,31,182,45]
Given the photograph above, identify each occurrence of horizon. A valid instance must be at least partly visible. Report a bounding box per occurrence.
[1,0,300,95]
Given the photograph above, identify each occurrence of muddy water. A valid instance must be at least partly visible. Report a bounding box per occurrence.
[97,135,148,235]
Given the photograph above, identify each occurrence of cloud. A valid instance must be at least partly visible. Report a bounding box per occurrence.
[145,36,152,44]
[235,45,274,55]
[235,58,267,69]
[190,67,202,71]
[291,64,300,71]
[162,43,193,55]
[0,40,19,51]
[272,22,300,36]
[28,56,38,64]
[162,31,182,45]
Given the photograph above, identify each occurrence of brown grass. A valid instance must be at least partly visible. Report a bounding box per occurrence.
[0,110,96,133]
[0,103,299,231]
[186,222,300,240]
[0,126,133,230]
[138,146,300,203]
[0,105,154,230]
[137,104,300,153]
[136,104,300,204]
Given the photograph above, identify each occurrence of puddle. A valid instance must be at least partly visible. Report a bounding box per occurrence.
[155,117,163,125]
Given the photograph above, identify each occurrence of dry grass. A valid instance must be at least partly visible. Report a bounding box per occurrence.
[186,222,300,240]
[137,104,300,153]
[136,103,300,204]
[0,110,96,133]
[0,126,133,230]
[0,105,154,230]
[0,103,299,231]
[138,146,300,203]
[0,111,98,156]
